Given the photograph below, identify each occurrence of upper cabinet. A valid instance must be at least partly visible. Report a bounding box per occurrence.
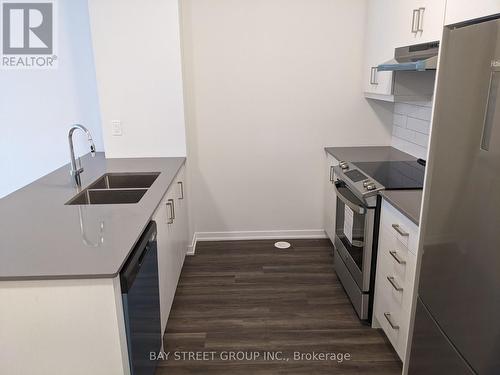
[364,0,398,99]
[395,0,446,46]
[363,0,446,102]
[445,0,500,25]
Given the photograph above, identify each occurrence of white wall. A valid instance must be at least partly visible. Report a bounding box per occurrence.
[181,0,393,241]
[88,0,186,159]
[0,0,103,198]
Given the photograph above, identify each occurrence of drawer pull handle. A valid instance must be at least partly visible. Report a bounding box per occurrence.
[389,250,406,265]
[178,181,184,200]
[166,199,175,224]
[384,312,400,330]
[387,276,404,292]
[392,224,409,237]
[411,9,419,33]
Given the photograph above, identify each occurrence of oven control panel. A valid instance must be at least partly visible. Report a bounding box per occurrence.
[333,162,384,201]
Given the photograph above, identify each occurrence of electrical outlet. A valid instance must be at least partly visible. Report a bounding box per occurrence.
[111,120,122,136]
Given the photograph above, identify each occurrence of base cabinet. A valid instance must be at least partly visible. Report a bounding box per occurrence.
[153,164,188,334]
[373,198,419,362]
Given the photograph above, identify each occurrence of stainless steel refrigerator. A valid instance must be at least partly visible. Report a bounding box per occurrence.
[408,17,500,375]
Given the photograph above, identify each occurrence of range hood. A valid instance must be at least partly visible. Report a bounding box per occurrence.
[378,41,439,72]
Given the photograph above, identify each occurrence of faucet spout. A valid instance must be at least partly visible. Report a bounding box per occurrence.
[68,124,96,186]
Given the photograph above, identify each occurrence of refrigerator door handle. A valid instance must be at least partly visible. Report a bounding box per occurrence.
[481,66,500,151]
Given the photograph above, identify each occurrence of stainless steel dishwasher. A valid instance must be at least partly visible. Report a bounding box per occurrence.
[121,221,161,375]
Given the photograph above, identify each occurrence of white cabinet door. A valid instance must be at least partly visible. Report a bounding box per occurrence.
[153,189,176,333]
[172,166,188,282]
[324,153,338,242]
[445,0,500,25]
[153,163,189,334]
[417,0,446,43]
[363,0,445,101]
[363,0,398,99]
[395,0,445,47]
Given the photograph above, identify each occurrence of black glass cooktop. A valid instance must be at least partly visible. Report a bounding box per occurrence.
[352,160,425,190]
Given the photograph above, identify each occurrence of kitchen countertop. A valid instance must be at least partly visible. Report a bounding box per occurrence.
[0,152,185,281]
[325,146,415,162]
[380,190,422,225]
[325,145,422,225]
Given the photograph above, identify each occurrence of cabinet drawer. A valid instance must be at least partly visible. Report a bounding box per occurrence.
[378,226,417,290]
[376,248,414,315]
[374,287,408,360]
[380,198,419,255]
[373,214,419,362]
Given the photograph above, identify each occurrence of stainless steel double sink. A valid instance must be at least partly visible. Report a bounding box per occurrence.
[66,172,160,205]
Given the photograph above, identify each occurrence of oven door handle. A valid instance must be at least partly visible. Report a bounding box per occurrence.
[333,181,366,214]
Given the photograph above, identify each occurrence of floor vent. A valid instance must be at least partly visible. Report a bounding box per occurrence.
[274,241,291,249]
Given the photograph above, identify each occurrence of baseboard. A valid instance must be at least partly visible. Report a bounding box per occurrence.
[186,229,327,255]
[186,233,197,256]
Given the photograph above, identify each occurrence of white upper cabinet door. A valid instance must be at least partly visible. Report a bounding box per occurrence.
[395,0,446,47]
[363,0,445,101]
[363,0,398,99]
[445,0,500,25]
[418,0,447,42]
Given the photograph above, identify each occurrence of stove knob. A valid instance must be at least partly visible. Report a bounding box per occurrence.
[363,180,372,187]
[339,161,349,170]
[366,183,376,191]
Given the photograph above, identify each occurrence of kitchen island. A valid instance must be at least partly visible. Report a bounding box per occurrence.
[0,153,187,375]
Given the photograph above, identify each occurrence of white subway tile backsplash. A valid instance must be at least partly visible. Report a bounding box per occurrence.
[414,132,429,147]
[391,137,428,160]
[410,106,432,121]
[407,116,430,134]
[394,102,414,115]
[393,126,416,141]
[399,100,433,108]
[393,113,407,128]
[395,103,432,121]
[391,100,432,158]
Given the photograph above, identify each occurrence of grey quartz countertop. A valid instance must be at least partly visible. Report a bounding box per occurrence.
[325,146,415,162]
[0,153,185,281]
[380,190,423,225]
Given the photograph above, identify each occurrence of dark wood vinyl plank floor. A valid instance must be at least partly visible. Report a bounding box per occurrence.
[155,239,401,375]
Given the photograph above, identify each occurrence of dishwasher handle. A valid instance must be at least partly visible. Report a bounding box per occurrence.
[120,221,157,293]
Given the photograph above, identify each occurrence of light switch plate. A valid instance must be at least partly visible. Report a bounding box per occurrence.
[111,120,122,136]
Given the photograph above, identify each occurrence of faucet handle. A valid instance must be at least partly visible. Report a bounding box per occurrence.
[77,157,84,173]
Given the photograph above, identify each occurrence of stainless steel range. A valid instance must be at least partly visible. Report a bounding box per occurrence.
[333,159,424,321]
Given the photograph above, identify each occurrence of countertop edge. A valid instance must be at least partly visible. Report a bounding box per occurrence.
[379,190,421,226]
[0,272,120,282]
[324,146,416,162]
[0,155,187,281]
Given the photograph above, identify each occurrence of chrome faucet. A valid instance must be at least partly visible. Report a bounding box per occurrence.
[68,124,96,187]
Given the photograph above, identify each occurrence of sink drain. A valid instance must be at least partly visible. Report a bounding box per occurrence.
[274,241,291,249]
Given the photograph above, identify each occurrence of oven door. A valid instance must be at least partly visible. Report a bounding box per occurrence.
[333,180,375,292]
